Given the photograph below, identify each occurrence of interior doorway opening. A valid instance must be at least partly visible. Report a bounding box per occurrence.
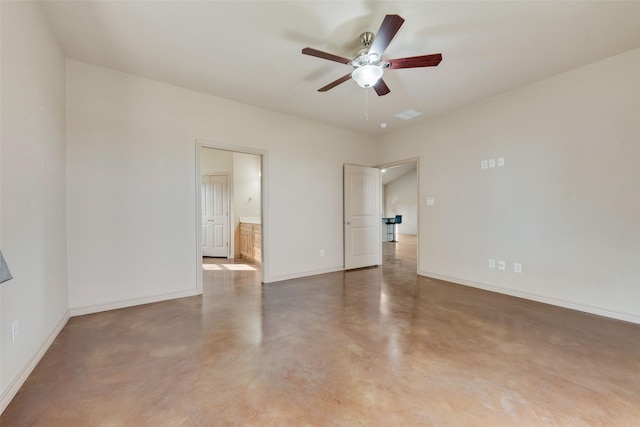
[196,141,266,294]
[378,160,419,273]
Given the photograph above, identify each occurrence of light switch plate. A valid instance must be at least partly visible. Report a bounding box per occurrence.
[514,263,522,273]
[426,197,435,206]
[488,259,495,269]
[481,160,488,170]
[488,158,496,168]
[498,157,505,167]
[498,260,506,270]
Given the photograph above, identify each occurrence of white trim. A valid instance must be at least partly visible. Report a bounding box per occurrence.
[1,309,71,414]
[69,289,198,317]
[377,157,420,169]
[195,139,269,285]
[420,271,640,325]
[265,266,346,284]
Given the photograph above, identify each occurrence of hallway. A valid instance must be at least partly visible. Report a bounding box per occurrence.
[2,243,640,425]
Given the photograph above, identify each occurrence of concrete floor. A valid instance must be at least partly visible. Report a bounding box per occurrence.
[2,236,640,425]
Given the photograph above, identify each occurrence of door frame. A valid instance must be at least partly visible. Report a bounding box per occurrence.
[376,157,420,275]
[195,139,269,294]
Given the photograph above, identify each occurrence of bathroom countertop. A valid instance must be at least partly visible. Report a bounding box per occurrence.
[240,216,261,224]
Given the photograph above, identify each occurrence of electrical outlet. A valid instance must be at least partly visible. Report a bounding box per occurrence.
[320,249,325,257]
[481,160,488,170]
[514,263,522,273]
[488,259,495,269]
[488,158,496,168]
[11,319,19,343]
[498,261,506,271]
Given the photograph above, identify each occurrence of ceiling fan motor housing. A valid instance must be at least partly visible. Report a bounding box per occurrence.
[353,32,378,65]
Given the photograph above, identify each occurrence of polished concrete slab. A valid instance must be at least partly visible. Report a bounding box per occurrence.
[2,236,640,425]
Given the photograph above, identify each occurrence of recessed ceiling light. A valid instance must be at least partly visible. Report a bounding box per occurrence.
[394,109,423,120]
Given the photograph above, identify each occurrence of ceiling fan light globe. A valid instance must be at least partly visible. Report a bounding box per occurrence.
[352,65,383,88]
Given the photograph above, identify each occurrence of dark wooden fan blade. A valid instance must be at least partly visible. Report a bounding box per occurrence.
[373,79,390,96]
[302,47,352,65]
[389,53,442,69]
[369,15,405,57]
[318,73,352,92]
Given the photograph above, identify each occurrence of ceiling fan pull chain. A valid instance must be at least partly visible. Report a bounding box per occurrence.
[364,88,369,121]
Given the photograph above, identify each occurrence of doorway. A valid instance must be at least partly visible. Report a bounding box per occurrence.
[379,159,419,273]
[196,141,267,294]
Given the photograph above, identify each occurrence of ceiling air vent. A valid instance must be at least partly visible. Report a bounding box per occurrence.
[394,109,423,120]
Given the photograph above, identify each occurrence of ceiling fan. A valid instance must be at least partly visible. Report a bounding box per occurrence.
[302,14,442,96]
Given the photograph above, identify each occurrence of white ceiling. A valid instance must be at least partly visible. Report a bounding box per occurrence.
[40,1,640,135]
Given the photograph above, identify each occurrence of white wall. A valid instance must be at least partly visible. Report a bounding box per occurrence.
[66,60,374,312]
[233,153,261,257]
[376,47,640,323]
[384,169,418,236]
[234,153,261,220]
[0,1,69,410]
[201,147,233,174]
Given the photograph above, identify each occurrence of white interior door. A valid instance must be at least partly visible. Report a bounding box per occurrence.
[344,164,381,269]
[202,175,229,257]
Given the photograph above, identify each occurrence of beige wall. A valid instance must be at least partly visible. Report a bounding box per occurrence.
[66,59,374,313]
[200,147,233,175]
[233,153,261,257]
[233,153,261,221]
[384,169,418,236]
[1,1,69,410]
[376,47,640,322]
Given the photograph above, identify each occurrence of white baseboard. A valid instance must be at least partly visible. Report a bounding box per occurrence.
[70,289,199,317]
[420,271,640,325]
[264,266,345,283]
[1,309,71,414]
